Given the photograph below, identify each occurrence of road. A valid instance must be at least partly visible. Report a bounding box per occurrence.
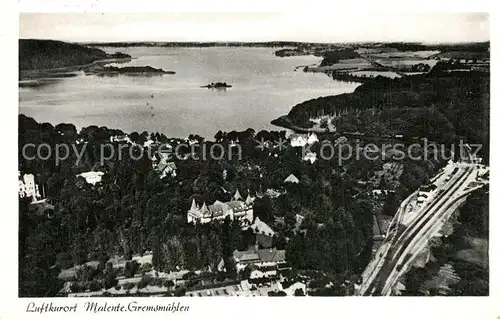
[356,149,487,296]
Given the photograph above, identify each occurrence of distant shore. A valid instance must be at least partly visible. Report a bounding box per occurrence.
[84,41,336,48]
[19,57,132,80]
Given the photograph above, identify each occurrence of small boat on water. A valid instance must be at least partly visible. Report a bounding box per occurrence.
[201,82,232,89]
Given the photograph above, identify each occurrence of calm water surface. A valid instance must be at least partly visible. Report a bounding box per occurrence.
[19,47,360,138]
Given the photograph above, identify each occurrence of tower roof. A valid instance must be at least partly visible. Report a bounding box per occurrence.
[200,202,208,214]
[233,189,243,201]
[284,174,299,184]
[190,198,198,211]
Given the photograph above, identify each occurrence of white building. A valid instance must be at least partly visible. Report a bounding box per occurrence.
[110,135,132,144]
[249,267,278,279]
[77,171,104,185]
[307,133,319,145]
[19,173,41,201]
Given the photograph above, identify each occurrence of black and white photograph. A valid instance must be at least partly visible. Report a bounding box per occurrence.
[15,10,491,304]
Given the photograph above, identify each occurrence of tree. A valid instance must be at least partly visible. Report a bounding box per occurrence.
[294,288,305,296]
[103,273,118,290]
[124,261,139,278]
[138,275,152,289]
[253,196,274,223]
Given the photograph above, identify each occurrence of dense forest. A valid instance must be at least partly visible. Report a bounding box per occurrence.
[19,114,380,296]
[280,71,489,160]
[319,49,360,66]
[384,41,490,54]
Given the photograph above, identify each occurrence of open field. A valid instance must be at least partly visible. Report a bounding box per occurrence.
[355,47,398,55]
[349,70,402,79]
[376,59,438,68]
[306,58,372,72]
[365,50,440,59]
[436,51,489,60]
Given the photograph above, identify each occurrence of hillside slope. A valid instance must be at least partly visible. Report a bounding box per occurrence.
[19,39,109,71]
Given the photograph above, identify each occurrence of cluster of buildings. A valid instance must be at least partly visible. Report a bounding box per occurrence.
[185,278,304,297]
[289,133,320,164]
[185,248,297,297]
[187,190,254,225]
[110,134,178,179]
[101,134,180,180]
[289,133,319,148]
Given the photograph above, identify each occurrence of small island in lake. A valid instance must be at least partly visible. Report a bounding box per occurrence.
[86,65,176,76]
[201,82,232,89]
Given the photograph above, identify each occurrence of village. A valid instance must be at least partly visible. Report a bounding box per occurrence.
[19,126,382,297]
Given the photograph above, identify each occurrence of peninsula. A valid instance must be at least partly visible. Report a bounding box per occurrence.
[18,39,176,80]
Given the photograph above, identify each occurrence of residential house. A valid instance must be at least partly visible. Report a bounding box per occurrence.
[258,248,286,267]
[110,135,132,144]
[265,188,282,198]
[249,265,278,279]
[251,217,275,237]
[77,171,104,185]
[251,217,275,248]
[154,150,176,179]
[255,185,282,199]
[232,250,260,270]
[233,248,286,270]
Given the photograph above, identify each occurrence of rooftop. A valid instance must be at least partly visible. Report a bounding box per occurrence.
[251,217,275,237]
[233,250,260,263]
[257,248,286,263]
[284,174,299,184]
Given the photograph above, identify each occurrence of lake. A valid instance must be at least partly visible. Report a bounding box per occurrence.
[19,47,360,138]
